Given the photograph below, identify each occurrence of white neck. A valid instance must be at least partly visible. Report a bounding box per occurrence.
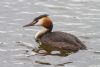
[35,28,50,40]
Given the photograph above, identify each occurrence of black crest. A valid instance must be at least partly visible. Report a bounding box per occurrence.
[34,14,49,21]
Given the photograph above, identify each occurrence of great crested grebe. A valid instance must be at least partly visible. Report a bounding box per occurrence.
[23,14,86,55]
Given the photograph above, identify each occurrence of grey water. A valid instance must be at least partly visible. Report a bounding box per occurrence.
[0,0,100,67]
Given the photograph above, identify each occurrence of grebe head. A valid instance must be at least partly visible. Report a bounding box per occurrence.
[23,14,53,29]
[23,14,53,41]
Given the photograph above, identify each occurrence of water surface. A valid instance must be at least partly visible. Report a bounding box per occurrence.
[0,0,100,67]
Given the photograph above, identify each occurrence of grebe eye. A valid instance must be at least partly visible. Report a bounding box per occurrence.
[33,20,38,24]
[34,19,38,23]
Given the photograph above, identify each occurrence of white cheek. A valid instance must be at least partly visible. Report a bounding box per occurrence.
[35,20,43,26]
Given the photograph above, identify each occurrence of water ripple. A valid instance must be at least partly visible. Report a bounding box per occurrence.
[0,30,14,33]
[0,48,7,51]
[64,23,84,26]
[71,0,100,2]
[18,0,24,2]
[53,15,73,18]
[79,25,92,29]
[16,11,35,15]
[0,31,8,33]
[35,2,71,9]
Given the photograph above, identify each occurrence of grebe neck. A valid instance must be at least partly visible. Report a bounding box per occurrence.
[35,24,53,41]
